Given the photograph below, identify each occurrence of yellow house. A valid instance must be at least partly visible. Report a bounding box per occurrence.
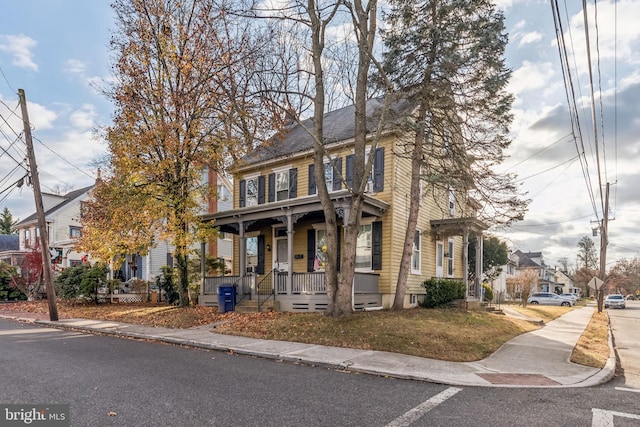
[200,98,487,311]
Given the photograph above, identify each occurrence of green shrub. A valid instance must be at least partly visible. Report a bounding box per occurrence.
[420,278,466,308]
[54,263,108,304]
[482,283,494,302]
[155,265,179,305]
[0,263,25,301]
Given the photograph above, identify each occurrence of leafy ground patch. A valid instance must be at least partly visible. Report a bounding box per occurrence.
[0,301,608,365]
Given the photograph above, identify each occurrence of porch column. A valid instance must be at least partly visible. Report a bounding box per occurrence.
[287,210,293,294]
[463,229,469,300]
[238,221,246,279]
[200,241,206,297]
[475,232,483,299]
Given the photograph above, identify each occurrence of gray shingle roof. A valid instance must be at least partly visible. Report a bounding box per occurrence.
[0,234,19,251]
[242,96,415,165]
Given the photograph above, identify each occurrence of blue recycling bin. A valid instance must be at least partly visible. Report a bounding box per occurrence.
[217,285,236,313]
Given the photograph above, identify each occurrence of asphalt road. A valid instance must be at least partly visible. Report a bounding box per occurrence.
[1,318,639,426]
[607,299,640,389]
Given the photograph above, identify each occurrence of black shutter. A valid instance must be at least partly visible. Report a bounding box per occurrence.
[258,175,266,204]
[307,229,316,272]
[372,221,382,270]
[257,235,265,274]
[345,154,354,189]
[373,148,384,192]
[239,180,246,207]
[289,168,297,199]
[333,157,342,191]
[166,252,174,268]
[135,254,143,278]
[268,173,275,203]
[308,164,316,195]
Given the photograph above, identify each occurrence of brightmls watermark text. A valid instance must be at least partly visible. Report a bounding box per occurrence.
[0,404,69,426]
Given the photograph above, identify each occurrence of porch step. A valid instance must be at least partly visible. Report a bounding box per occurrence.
[234,299,280,313]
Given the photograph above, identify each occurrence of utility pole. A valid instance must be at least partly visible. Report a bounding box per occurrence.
[19,89,59,321]
[596,182,610,313]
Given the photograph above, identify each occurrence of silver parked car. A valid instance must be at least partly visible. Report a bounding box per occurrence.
[604,294,626,309]
[560,293,579,301]
[527,292,576,306]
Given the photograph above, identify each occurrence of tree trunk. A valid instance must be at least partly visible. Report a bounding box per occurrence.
[392,106,426,310]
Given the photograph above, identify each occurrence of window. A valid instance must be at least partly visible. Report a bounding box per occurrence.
[345,147,384,193]
[24,229,30,247]
[246,236,258,270]
[447,239,454,277]
[448,187,456,216]
[356,224,372,270]
[69,226,82,239]
[443,128,451,155]
[324,162,334,192]
[411,230,421,274]
[275,170,289,201]
[217,185,229,202]
[313,229,328,271]
[246,177,258,206]
[80,201,88,218]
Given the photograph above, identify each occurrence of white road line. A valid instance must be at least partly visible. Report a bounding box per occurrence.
[592,408,640,427]
[614,387,640,393]
[385,387,462,427]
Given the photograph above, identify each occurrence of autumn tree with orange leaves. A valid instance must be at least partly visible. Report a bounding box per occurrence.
[79,0,283,306]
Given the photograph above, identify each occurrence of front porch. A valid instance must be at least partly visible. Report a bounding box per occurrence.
[198,270,382,312]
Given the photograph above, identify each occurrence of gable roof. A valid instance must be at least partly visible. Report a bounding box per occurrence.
[16,185,94,227]
[242,96,415,166]
[512,249,541,268]
[0,234,19,251]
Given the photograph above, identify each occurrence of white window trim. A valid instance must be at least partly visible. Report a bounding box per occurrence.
[411,230,421,275]
[355,223,373,272]
[447,239,455,277]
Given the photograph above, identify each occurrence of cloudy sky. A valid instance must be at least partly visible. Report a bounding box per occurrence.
[0,0,638,271]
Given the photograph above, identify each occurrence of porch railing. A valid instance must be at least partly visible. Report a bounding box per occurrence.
[202,275,252,303]
[257,269,276,311]
[203,271,380,297]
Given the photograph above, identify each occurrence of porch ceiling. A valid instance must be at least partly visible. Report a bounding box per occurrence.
[430,217,489,238]
[201,190,389,234]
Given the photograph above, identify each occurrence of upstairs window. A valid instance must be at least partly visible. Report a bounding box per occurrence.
[308,159,342,194]
[69,226,82,239]
[268,168,297,202]
[345,147,384,193]
[275,170,289,201]
[246,177,259,206]
[448,187,456,217]
[239,176,265,208]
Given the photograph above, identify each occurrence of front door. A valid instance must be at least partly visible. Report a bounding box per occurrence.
[273,237,289,272]
[436,241,444,278]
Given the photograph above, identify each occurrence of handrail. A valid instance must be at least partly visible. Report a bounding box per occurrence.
[256,269,277,312]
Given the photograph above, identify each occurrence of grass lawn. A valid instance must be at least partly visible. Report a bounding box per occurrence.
[0,300,608,365]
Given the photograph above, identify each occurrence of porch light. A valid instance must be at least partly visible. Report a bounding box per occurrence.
[266,244,271,251]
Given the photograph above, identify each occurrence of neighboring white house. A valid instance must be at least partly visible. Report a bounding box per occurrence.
[14,169,233,288]
[15,185,95,270]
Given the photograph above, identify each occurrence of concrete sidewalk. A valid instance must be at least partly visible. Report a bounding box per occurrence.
[0,305,616,388]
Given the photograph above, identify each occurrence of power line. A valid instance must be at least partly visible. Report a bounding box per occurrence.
[33,135,96,181]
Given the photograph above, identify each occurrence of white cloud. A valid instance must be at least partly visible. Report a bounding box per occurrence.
[69,104,97,130]
[63,59,87,75]
[509,60,556,97]
[0,34,38,71]
[518,31,543,47]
